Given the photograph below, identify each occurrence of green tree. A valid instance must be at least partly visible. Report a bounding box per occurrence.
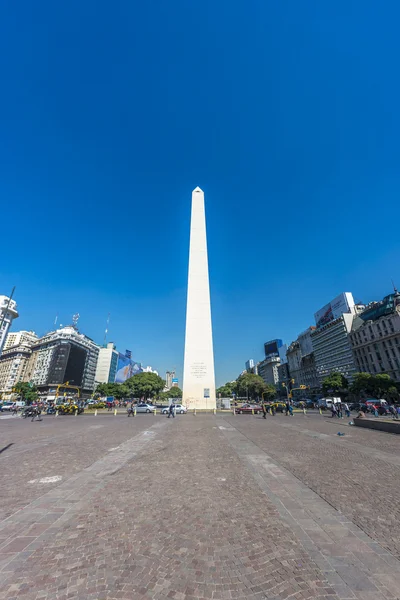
[216,381,235,397]
[13,382,39,405]
[124,372,165,400]
[350,373,397,399]
[322,372,349,396]
[167,386,182,398]
[350,372,374,397]
[235,372,268,401]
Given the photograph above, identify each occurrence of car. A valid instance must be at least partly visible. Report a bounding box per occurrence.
[161,404,187,415]
[135,403,156,413]
[0,402,14,411]
[271,401,286,413]
[234,403,261,414]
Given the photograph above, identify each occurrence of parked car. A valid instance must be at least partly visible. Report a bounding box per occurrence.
[135,403,156,413]
[235,403,261,414]
[0,402,14,411]
[161,404,187,414]
[271,401,286,413]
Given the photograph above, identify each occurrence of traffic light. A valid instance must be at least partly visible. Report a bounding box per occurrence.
[300,385,307,389]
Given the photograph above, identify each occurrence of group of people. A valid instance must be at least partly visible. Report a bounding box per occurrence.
[330,402,351,418]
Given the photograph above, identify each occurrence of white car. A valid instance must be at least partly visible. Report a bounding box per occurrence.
[162,404,187,415]
[135,403,156,413]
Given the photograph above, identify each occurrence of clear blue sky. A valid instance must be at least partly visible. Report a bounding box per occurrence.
[1,1,399,386]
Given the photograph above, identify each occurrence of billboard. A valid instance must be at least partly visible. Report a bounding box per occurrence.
[115,353,142,383]
[264,339,282,358]
[314,292,355,329]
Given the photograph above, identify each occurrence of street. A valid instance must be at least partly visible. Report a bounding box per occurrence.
[0,412,400,599]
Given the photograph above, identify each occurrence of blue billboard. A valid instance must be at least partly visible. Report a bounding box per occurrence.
[115,353,142,383]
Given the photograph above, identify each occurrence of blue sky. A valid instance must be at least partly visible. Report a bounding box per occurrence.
[1,1,399,386]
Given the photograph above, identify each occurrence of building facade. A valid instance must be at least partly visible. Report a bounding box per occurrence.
[0,295,19,356]
[0,344,35,399]
[286,341,302,386]
[350,291,400,381]
[3,330,38,352]
[165,371,175,390]
[258,356,280,386]
[29,326,100,399]
[95,343,119,384]
[311,313,356,384]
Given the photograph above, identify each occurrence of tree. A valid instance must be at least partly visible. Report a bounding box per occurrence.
[235,372,268,401]
[350,373,374,397]
[124,372,165,400]
[350,373,398,400]
[13,382,39,405]
[321,372,348,396]
[167,386,182,398]
[216,381,235,397]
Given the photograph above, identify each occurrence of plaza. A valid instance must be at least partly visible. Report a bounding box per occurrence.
[0,412,400,599]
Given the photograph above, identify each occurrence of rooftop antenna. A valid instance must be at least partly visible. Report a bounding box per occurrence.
[72,313,80,329]
[103,313,110,346]
[54,314,58,328]
[391,279,398,293]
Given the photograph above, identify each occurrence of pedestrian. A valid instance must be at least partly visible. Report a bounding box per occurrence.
[344,402,350,418]
[11,402,18,416]
[261,402,267,419]
[168,403,175,419]
[396,406,400,420]
[289,404,294,416]
[373,405,378,417]
[271,404,276,416]
[390,405,397,419]
[336,402,343,418]
[331,404,337,418]
[285,401,290,416]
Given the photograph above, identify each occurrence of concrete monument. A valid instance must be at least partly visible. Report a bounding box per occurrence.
[182,187,216,410]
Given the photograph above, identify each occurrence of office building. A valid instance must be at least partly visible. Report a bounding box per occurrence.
[245,359,256,373]
[0,344,36,399]
[95,343,119,384]
[29,326,100,399]
[0,295,19,356]
[4,330,38,352]
[350,290,400,380]
[287,327,319,391]
[258,356,280,386]
[311,292,359,384]
[165,370,175,390]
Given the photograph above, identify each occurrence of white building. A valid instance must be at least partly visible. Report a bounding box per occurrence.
[165,370,175,390]
[257,356,280,386]
[4,330,38,352]
[311,293,360,385]
[350,291,400,381]
[0,295,19,356]
[0,344,35,398]
[142,366,159,376]
[95,343,119,384]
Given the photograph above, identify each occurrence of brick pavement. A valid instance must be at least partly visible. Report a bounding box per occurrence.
[0,414,399,599]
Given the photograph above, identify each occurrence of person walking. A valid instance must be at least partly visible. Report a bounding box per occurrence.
[262,402,267,419]
[168,403,175,419]
[11,402,18,416]
[331,403,337,418]
[396,406,400,420]
[285,401,290,416]
[344,402,350,418]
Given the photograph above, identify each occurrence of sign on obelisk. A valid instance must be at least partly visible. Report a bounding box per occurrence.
[183,187,216,410]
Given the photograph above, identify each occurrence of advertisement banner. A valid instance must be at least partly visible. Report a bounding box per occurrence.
[314,292,354,328]
[115,354,142,383]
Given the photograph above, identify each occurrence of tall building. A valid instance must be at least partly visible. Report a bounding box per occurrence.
[183,187,216,410]
[95,342,119,384]
[165,370,175,390]
[350,290,400,381]
[245,359,255,373]
[0,295,19,356]
[0,336,37,399]
[311,292,360,384]
[258,356,280,386]
[4,330,38,352]
[287,327,319,391]
[29,326,100,399]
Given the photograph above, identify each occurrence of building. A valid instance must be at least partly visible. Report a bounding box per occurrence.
[114,352,142,383]
[142,366,159,375]
[0,295,19,356]
[258,356,280,386]
[245,359,255,372]
[183,187,216,410]
[350,290,400,381]
[3,330,38,352]
[311,292,360,385]
[0,344,36,399]
[29,326,100,399]
[286,341,302,386]
[165,370,175,390]
[95,342,119,384]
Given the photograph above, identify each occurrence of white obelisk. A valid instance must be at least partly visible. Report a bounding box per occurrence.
[183,187,216,410]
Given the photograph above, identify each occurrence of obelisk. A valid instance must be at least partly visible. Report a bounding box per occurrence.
[183,187,216,410]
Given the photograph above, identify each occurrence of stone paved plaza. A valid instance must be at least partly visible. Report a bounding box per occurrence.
[0,412,400,599]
